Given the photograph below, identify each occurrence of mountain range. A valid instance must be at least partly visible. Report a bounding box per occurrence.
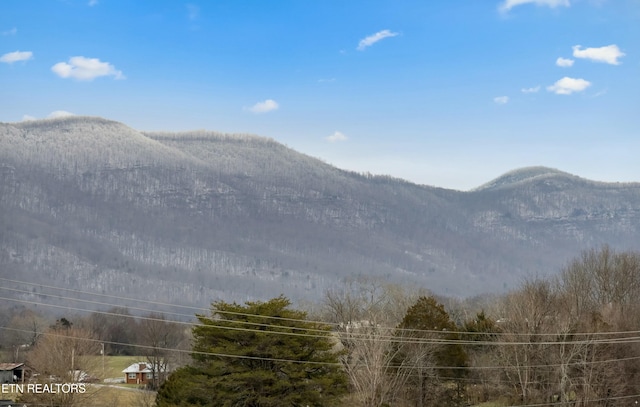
[1,116,639,310]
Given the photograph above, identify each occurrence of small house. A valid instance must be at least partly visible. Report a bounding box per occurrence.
[122,362,166,385]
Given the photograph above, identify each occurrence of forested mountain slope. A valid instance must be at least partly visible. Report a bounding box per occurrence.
[1,117,639,308]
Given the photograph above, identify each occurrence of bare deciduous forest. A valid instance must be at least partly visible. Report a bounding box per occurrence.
[2,117,640,305]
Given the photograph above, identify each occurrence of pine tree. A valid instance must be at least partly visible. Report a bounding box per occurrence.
[157,296,347,406]
[396,296,468,407]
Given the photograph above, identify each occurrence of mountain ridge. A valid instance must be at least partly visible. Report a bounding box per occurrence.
[6,116,631,192]
[1,116,639,307]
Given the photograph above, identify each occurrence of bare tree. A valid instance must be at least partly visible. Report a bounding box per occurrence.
[21,325,101,406]
[557,246,640,403]
[323,280,423,406]
[560,245,640,315]
[494,278,559,404]
[3,308,48,362]
[139,313,189,390]
[324,278,425,327]
[85,307,139,355]
[339,323,413,407]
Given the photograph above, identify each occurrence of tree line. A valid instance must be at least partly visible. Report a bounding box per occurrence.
[3,245,640,406]
[156,245,640,406]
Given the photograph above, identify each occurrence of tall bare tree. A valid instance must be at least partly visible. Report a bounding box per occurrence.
[557,246,640,405]
[324,280,423,406]
[139,313,189,390]
[3,308,48,362]
[560,245,640,316]
[21,325,101,407]
[494,278,559,404]
[339,323,413,407]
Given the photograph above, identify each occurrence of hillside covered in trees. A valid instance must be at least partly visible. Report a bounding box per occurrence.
[1,116,640,307]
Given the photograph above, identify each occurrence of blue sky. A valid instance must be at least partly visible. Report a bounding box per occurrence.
[1,0,638,190]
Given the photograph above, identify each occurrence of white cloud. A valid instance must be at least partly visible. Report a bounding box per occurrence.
[499,0,570,12]
[48,110,75,118]
[572,44,625,65]
[2,27,17,36]
[357,30,399,51]
[556,57,574,67]
[493,96,509,105]
[547,77,591,95]
[0,50,33,64]
[21,111,75,121]
[521,85,541,93]
[51,56,125,81]
[247,99,279,114]
[88,0,98,6]
[326,131,348,143]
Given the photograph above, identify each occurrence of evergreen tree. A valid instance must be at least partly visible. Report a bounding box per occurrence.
[396,296,468,407]
[157,296,347,406]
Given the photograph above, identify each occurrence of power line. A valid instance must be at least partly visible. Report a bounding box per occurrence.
[7,291,640,348]
[4,287,640,347]
[5,276,640,339]
[3,325,639,373]
[4,308,640,373]
[0,277,339,327]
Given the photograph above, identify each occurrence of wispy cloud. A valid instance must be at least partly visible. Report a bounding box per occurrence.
[22,111,76,121]
[521,86,541,93]
[51,56,125,81]
[499,0,570,13]
[590,88,608,98]
[493,96,509,105]
[0,50,33,64]
[88,0,99,6]
[357,30,399,51]
[247,99,279,114]
[572,44,625,65]
[1,27,17,36]
[556,57,574,67]
[326,131,348,142]
[547,77,591,95]
[48,110,75,118]
[187,4,200,20]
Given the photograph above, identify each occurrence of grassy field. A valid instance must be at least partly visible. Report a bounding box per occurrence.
[92,356,158,406]
[89,384,157,407]
[75,354,149,381]
[98,355,143,380]
[0,383,156,407]
[1,356,158,406]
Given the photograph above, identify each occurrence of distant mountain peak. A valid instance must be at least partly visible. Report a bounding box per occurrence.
[474,166,576,191]
[3,115,196,170]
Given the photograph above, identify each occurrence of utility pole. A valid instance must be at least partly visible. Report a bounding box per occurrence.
[101,343,105,377]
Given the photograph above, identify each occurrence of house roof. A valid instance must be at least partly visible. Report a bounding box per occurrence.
[0,363,25,371]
